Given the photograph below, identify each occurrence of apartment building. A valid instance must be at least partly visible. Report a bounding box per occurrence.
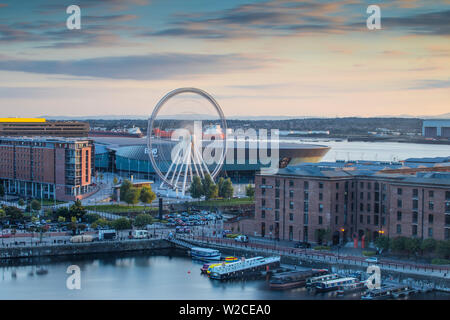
[252,159,450,243]
[0,136,95,201]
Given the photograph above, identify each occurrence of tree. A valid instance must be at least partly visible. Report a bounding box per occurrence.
[374,236,390,252]
[202,174,218,200]
[30,199,41,212]
[421,238,437,255]
[315,228,331,245]
[91,218,111,229]
[18,199,25,206]
[219,178,233,199]
[134,214,153,228]
[124,187,140,206]
[5,206,24,222]
[404,238,421,257]
[189,176,203,199]
[390,237,407,253]
[85,213,101,224]
[436,240,450,259]
[57,216,66,223]
[140,185,156,208]
[69,199,87,220]
[245,184,255,198]
[55,207,70,221]
[120,179,133,201]
[113,177,118,185]
[112,217,132,230]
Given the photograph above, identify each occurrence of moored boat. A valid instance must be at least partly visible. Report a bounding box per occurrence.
[270,269,328,290]
[361,285,411,300]
[336,281,367,295]
[191,247,221,261]
[306,273,340,287]
[223,256,238,263]
[315,277,358,293]
[201,263,213,274]
[200,257,238,273]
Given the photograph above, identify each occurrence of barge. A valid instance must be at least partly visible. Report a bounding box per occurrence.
[269,269,328,290]
[209,256,280,281]
[315,277,359,293]
[190,247,221,261]
[361,285,412,300]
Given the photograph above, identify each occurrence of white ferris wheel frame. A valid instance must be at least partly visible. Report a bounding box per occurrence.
[147,88,228,195]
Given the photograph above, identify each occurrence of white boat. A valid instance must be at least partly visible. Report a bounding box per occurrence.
[306,273,339,287]
[315,277,358,292]
[190,247,221,261]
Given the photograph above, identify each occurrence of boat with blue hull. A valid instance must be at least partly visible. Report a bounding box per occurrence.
[190,247,221,261]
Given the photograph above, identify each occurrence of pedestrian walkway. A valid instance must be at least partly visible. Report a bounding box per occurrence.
[179,235,450,280]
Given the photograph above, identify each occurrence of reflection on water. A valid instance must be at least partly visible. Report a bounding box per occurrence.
[0,252,448,300]
[285,139,450,162]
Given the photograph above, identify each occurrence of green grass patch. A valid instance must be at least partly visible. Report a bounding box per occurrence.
[189,198,254,207]
[225,233,240,238]
[40,199,67,206]
[362,250,377,257]
[431,258,450,265]
[85,205,157,214]
[313,246,331,251]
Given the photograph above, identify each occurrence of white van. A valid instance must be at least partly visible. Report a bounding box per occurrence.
[70,235,94,243]
[132,230,149,239]
[234,235,249,243]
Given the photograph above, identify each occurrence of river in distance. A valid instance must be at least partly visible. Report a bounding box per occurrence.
[0,251,448,300]
[285,138,450,162]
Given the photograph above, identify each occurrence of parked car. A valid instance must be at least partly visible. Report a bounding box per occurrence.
[365,257,378,264]
[222,230,232,238]
[294,241,311,249]
[132,230,149,239]
[234,235,249,243]
[70,235,94,243]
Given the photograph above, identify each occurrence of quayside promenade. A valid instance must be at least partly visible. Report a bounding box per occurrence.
[173,235,450,291]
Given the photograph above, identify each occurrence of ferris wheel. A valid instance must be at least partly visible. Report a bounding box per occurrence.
[147,88,227,197]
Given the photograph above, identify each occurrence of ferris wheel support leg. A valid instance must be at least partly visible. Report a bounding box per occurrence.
[194,144,212,178]
[174,141,191,192]
[170,140,190,188]
[192,145,204,179]
[162,147,182,189]
[182,145,192,196]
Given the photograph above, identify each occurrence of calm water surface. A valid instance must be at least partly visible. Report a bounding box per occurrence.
[286,139,450,162]
[0,252,448,300]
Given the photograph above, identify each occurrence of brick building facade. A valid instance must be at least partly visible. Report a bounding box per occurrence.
[250,161,450,244]
[0,137,95,201]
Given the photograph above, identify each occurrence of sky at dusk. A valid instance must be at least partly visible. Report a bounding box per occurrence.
[0,0,449,118]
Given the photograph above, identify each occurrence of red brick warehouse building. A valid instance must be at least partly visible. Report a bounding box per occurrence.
[251,158,450,244]
[0,136,95,201]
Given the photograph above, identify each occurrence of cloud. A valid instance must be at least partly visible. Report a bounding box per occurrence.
[0,53,265,80]
[0,24,43,43]
[35,0,149,14]
[145,0,355,39]
[377,10,450,35]
[408,79,450,90]
[83,14,138,24]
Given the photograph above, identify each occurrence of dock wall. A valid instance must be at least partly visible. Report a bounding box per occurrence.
[0,239,171,265]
